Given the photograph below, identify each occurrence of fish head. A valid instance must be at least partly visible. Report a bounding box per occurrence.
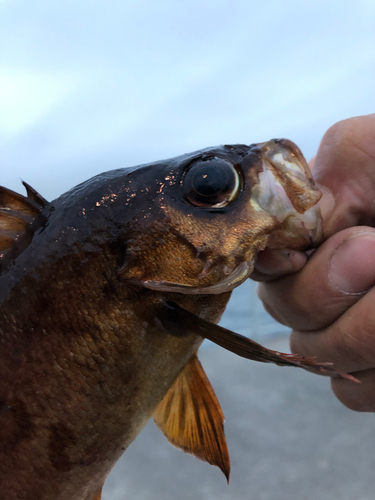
[118,139,321,294]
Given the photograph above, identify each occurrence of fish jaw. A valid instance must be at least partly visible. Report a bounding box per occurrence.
[250,139,322,250]
[137,259,256,295]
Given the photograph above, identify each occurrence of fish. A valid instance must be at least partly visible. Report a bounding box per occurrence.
[0,139,355,500]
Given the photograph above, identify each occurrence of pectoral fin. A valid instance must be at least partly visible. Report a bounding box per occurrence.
[153,353,230,481]
[156,301,359,382]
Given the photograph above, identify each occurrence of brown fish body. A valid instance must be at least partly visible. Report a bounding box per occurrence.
[0,141,323,499]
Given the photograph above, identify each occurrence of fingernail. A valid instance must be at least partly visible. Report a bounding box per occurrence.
[328,232,375,294]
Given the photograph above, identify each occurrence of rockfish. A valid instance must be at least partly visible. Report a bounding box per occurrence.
[0,139,353,500]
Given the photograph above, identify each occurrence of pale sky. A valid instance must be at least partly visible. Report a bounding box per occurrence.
[1,0,374,200]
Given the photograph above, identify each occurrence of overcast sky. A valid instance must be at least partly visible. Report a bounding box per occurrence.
[1,0,374,200]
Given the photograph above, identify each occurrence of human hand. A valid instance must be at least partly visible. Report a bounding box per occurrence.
[254,114,375,411]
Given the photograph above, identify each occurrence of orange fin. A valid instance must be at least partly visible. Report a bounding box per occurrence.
[153,353,230,481]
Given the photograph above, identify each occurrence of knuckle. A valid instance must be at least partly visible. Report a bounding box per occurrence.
[336,318,375,369]
[257,285,287,325]
[321,117,355,147]
[289,331,308,357]
[332,323,369,369]
[320,114,375,164]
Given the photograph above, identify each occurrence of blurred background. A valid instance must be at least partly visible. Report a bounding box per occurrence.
[1,1,375,499]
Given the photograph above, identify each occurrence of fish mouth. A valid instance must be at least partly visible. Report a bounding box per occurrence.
[251,139,322,248]
[132,259,255,295]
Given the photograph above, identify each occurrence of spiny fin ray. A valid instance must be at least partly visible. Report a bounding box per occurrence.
[156,301,359,383]
[22,180,48,207]
[0,182,48,267]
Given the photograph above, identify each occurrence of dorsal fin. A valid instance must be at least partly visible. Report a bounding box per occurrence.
[153,353,230,481]
[0,182,48,272]
[0,185,41,216]
[22,180,48,207]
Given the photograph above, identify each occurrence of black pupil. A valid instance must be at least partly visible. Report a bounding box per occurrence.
[183,157,238,207]
[192,164,228,197]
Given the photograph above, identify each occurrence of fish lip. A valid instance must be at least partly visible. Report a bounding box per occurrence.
[259,139,322,213]
[251,139,323,248]
[130,259,255,295]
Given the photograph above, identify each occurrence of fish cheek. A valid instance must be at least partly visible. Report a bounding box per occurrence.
[159,202,275,269]
[119,170,276,289]
[119,222,205,285]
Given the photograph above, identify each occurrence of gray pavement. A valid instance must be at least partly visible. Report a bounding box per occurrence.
[102,281,375,500]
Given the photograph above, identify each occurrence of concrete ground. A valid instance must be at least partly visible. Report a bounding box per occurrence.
[103,335,375,500]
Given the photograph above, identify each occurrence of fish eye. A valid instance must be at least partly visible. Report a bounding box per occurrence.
[182,157,241,208]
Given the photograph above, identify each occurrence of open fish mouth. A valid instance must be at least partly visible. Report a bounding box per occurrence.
[252,138,322,248]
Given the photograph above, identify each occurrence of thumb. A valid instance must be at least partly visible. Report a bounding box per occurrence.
[258,226,375,332]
